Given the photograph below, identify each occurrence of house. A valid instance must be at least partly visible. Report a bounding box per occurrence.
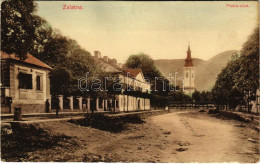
[117,68,151,112]
[92,51,151,112]
[1,51,52,114]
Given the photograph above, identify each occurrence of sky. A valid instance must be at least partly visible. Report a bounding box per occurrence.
[36,1,258,63]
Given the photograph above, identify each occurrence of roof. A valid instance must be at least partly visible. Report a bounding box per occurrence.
[123,68,142,77]
[184,45,194,67]
[184,58,194,67]
[93,56,122,72]
[1,51,52,70]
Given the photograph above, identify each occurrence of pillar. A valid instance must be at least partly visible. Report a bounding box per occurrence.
[102,99,104,111]
[144,98,146,110]
[123,95,126,112]
[68,96,73,111]
[105,99,108,111]
[148,99,151,110]
[87,97,90,113]
[114,99,117,112]
[77,96,83,110]
[58,95,63,111]
[96,98,99,111]
[48,98,52,111]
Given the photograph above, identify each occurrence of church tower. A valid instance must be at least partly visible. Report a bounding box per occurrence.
[183,44,195,95]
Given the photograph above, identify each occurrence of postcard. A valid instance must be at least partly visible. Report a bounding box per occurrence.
[1,0,259,163]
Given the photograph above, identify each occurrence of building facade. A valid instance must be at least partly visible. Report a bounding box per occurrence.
[92,51,151,112]
[1,52,52,114]
[0,50,151,114]
[183,45,196,95]
[117,69,151,112]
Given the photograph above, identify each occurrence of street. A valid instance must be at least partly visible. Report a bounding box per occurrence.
[1,110,259,162]
[151,111,259,162]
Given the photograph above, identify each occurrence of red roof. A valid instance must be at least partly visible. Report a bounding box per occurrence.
[1,51,52,70]
[184,59,194,67]
[184,45,194,67]
[123,68,142,77]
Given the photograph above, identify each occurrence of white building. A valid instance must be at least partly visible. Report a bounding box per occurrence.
[93,51,151,112]
[117,69,151,112]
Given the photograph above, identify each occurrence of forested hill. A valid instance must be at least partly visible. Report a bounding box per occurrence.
[154,50,238,91]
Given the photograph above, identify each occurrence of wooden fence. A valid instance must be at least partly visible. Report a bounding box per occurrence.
[168,101,216,109]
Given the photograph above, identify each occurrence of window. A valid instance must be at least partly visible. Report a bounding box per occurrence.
[36,76,40,90]
[18,73,32,89]
[186,72,188,78]
[36,75,43,91]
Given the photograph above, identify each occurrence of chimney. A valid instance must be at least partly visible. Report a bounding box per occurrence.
[94,51,102,58]
[103,56,108,62]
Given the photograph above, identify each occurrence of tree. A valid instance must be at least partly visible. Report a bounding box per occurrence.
[125,53,170,93]
[125,53,162,79]
[34,31,71,67]
[212,55,243,109]
[1,0,42,59]
[200,91,213,102]
[49,67,73,96]
[31,27,99,96]
[168,90,191,102]
[32,17,53,56]
[1,0,101,97]
[192,90,202,102]
[235,27,259,95]
[212,27,259,111]
[125,53,172,107]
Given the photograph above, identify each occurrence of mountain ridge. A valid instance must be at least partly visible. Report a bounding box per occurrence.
[154,50,238,91]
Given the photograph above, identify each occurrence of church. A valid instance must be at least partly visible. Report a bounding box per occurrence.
[183,45,196,95]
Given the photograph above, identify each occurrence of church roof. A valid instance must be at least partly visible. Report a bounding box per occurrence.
[184,45,194,67]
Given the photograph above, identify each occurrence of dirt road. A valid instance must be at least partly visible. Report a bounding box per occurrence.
[151,111,259,162]
[2,110,259,162]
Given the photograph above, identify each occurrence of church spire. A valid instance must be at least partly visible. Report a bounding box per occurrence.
[188,42,191,52]
[184,43,193,67]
